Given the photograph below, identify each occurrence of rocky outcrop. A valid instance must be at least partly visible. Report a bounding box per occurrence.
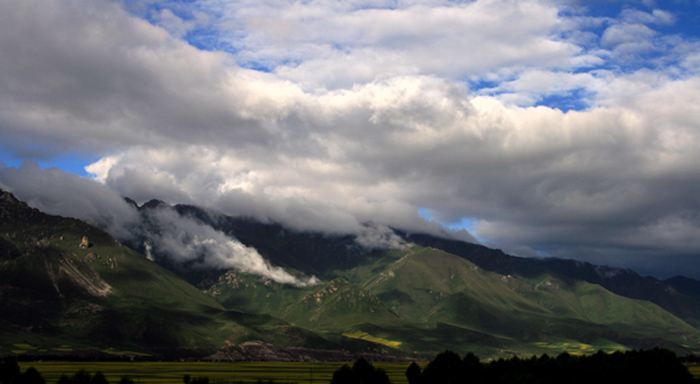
[43,253,112,298]
[79,236,90,249]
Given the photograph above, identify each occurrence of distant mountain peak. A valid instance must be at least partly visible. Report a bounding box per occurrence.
[139,199,169,210]
[0,189,27,211]
[0,189,55,225]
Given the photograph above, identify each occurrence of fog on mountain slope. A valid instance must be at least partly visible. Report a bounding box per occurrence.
[0,163,416,286]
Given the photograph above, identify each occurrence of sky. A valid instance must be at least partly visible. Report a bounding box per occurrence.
[1,0,700,280]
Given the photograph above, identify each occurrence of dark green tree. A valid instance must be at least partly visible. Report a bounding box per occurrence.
[331,357,391,384]
[189,377,209,384]
[0,359,20,384]
[405,362,421,384]
[420,350,464,384]
[90,372,108,384]
[331,364,354,384]
[462,352,484,384]
[18,367,45,384]
[69,370,92,384]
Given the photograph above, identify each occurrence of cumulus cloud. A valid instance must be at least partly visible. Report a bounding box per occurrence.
[0,162,319,286]
[601,23,656,49]
[151,8,210,38]
[76,74,700,279]
[139,207,320,286]
[2,0,700,279]
[192,0,596,89]
[0,0,271,157]
[0,161,140,241]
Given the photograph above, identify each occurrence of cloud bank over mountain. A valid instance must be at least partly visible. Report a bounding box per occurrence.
[1,0,700,279]
[0,163,326,286]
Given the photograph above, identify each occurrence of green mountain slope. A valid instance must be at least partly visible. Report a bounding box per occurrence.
[407,233,700,329]
[339,246,700,356]
[203,245,700,358]
[0,191,326,357]
[206,271,401,333]
[141,202,700,336]
[3,189,699,360]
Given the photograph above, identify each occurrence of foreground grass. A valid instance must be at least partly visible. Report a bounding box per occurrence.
[19,362,422,384]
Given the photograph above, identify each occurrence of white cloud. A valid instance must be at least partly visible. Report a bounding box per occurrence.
[0,161,140,242]
[195,0,596,89]
[483,69,601,107]
[76,73,700,274]
[142,207,320,286]
[2,0,700,279]
[0,161,320,286]
[619,8,674,25]
[601,23,656,48]
[151,8,210,38]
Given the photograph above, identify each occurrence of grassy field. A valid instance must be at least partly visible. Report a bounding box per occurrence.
[19,361,424,384]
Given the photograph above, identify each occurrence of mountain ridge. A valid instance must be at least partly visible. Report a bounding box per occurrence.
[0,190,337,358]
[2,189,700,359]
[404,233,700,328]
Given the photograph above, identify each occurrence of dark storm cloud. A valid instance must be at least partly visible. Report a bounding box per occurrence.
[0,0,271,157]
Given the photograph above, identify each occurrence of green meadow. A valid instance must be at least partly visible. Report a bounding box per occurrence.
[19,362,424,384]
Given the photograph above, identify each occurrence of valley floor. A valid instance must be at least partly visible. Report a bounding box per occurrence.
[17,360,700,383]
[18,361,425,384]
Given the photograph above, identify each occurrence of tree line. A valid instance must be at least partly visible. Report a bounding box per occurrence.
[3,347,698,384]
[0,360,135,384]
[332,348,698,384]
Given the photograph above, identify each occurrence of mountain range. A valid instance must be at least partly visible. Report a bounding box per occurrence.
[1,189,699,360]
